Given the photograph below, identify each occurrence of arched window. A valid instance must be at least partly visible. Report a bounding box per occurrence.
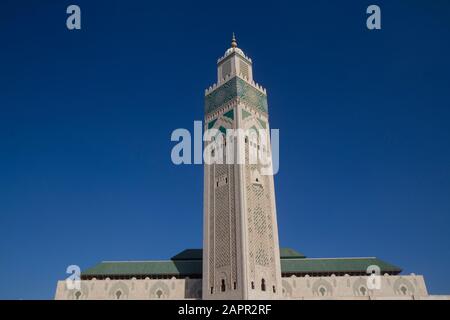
[156,289,163,298]
[319,287,326,296]
[400,286,408,295]
[221,279,226,292]
[75,291,81,300]
[360,286,367,296]
[261,279,266,291]
[272,286,276,293]
[115,290,122,300]
[251,281,255,289]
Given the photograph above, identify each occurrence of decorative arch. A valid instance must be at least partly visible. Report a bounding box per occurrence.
[352,278,369,296]
[66,282,89,300]
[393,278,415,296]
[312,279,333,297]
[108,281,130,300]
[149,281,170,299]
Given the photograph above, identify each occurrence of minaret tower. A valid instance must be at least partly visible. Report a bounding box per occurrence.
[202,35,282,299]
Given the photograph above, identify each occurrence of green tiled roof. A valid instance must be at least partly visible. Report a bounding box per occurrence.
[280,248,306,259]
[171,249,202,261]
[281,257,401,275]
[81,249,401,278]
[82,260,201,277]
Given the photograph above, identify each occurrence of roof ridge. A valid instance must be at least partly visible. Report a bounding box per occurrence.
[299,257,378,260]
[101,260,177,263]
[100,257,380,263]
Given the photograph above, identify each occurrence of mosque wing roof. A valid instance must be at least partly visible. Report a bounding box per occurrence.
[170,249,202,261]
[280,248,306,259]
[81,248,401,278]
[82,260,202,277]
[281,257,402,275]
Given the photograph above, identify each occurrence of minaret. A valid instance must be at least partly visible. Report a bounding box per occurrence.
[202,35,282,299]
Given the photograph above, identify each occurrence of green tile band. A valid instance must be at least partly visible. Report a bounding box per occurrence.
[205,77,268,115]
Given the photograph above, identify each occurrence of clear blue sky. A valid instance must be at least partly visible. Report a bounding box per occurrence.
[0,0,449,299]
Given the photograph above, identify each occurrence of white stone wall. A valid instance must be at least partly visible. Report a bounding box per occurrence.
[203,103,244,299]
[55,274,449,300]
[280,274,429,300]
[240,104,282,299]
[202,101,283,299]
[55,278,201,300]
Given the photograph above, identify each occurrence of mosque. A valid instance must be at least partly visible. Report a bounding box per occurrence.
[55,36,445,300]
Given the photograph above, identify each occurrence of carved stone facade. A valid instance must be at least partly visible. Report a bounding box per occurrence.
[280,274,430,299]
[55,274,450,300]
[202,38,282,299]
[54,37,449,301]
[55,278,202,300]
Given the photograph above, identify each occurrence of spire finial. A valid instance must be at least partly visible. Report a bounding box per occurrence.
[231,32,237,48]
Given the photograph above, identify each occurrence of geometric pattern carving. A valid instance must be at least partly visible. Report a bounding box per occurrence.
[222,60,231,79]
[245,139,276,284]
[67,282,90,300]
[312,279,333,297]
[208,159,238,288]
[203,46,278,299]
[352,278,368,296]
[240,60,249,79]
[108,281,129,300]
[215,164,231,268]
[242,109,252,120]
[393,278,415,296]
[205,77,268,115]
[149,281,170,299]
